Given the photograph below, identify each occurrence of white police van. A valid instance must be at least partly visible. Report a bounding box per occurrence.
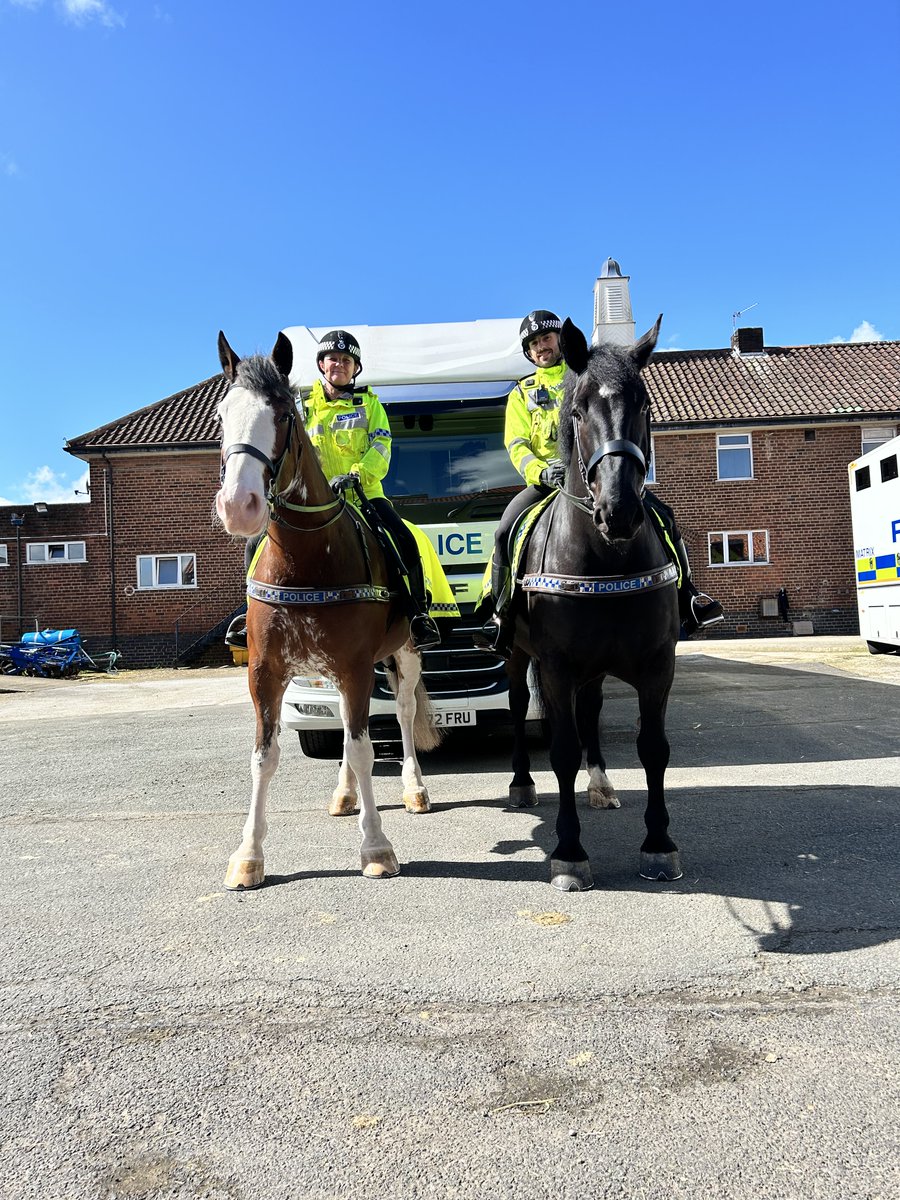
[848,433,900,655]
[278,318,541,757]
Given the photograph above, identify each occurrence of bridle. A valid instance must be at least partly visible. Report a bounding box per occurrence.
[220,399,345,532]
[559,413,648,514]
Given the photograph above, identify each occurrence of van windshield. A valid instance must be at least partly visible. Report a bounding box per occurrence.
[384,405,522,521]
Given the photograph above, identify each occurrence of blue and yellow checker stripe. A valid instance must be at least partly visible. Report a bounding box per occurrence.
[856,552,900,585]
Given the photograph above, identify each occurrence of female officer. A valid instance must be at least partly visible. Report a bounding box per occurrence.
[226,330,441,650]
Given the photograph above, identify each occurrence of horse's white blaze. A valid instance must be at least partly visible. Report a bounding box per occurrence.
[215,386,279,536]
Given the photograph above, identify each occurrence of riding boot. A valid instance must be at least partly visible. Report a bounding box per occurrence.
[473,557,514,660]
[674,538,725,636]
[224,612,247,648]
[404,554,441,650]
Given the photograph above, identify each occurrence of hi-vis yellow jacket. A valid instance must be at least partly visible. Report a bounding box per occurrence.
[503,360,567,486]
[304,379,392,500]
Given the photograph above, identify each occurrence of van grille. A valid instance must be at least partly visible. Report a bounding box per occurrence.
[373,622,508,700]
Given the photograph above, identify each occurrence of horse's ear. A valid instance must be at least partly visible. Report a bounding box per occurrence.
[271,332,293,379]
[560,318,590,375]
[218,331,241,382]
[632,315,662,371]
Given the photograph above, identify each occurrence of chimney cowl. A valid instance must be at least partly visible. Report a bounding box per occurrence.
[732,326,765,355]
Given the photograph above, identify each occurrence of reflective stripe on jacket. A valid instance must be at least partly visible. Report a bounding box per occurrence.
[304,379,391,500]
[503,360,567,486]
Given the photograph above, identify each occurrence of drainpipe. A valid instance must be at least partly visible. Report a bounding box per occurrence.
[101,454,118,650]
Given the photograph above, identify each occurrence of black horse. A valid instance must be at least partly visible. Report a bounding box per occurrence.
[505,317,682,892]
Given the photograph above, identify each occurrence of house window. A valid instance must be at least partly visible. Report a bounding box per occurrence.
[0,545,8,567]
[137,553,197,589]
[861,425,896,456]
[708,529,770,566]
[26,541,87,564]
[646,435,656,484]
[717,433,753,480]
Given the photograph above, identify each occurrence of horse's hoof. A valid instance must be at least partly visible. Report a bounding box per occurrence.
[588,785,620,810]
[509,784,538,807]
[403,789,431,814]
[639,851,683,881]
[361,849,400,879]
[550,858,593,892]
[329,793,358,817]
[224,857,265,890]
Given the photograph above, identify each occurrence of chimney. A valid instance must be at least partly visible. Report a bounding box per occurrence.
[592,257,635,347]
[731,327,765,355]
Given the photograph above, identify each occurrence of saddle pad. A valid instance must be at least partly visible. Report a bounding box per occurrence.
[477,491,557,607]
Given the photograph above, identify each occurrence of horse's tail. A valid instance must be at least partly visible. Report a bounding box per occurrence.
[412,678,444,752]
[382,653,444,752]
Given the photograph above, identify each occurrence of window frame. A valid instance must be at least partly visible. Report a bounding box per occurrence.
[708,529,770,567]
[861,425,897,457]
[25,541,87,564]
[645,434,656,484]
[716,432,754,481]
[136,552,198,591]
[0,544,8,567]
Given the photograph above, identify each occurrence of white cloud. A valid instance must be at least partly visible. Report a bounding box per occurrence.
[0,465,91,506]
[60,0,124,27]
[9,0,125,26]
[1,154,20,178]
[830,320,885,345]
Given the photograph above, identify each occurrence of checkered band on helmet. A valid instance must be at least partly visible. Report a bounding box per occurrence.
[316,330,362,366]
[519,310,562,354]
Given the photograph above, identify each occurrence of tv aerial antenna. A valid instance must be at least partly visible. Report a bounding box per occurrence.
[732,302,758,329]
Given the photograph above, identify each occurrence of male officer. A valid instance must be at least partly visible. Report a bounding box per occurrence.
[475,309,722,657]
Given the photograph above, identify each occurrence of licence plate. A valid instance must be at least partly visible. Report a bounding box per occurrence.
[434,709,475,727]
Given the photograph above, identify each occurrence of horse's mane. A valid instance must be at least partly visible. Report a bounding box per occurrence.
[558,344,649,465]
[235,354,297,408]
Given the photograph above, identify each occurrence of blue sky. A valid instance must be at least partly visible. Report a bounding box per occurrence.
[1,0,898,504]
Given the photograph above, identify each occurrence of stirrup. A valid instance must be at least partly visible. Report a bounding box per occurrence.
[473,616,512,661]
[224,615,247,648]
[409,613,441,650]
[682,593,724,637]
[691,592,724,627]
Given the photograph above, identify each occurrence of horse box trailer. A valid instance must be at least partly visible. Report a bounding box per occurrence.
[848,433,900,654]
[278,318,541,757]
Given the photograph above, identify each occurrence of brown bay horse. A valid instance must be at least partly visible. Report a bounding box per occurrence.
[214,332,440,889]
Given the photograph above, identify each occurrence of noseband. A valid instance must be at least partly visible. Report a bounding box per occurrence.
[562,416,647,514]
[220,401,346,531]
[220,406,296,488]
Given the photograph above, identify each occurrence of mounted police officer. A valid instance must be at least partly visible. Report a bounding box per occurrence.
[225,329,441,651]
[475,309,723,658]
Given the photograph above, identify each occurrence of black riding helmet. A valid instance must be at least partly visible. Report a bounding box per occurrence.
[316,329,363,378]
[520,310,562,361]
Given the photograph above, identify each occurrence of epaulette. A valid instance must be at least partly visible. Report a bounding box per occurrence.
[519,374,537,388]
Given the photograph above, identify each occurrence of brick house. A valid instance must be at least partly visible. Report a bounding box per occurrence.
[1,330,897,665]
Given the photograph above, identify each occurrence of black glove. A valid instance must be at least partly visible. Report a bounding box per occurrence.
[329,472,359,495]
[540,459,565,488]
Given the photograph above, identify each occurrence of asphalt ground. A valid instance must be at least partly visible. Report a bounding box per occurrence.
[1,637,898,1199]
